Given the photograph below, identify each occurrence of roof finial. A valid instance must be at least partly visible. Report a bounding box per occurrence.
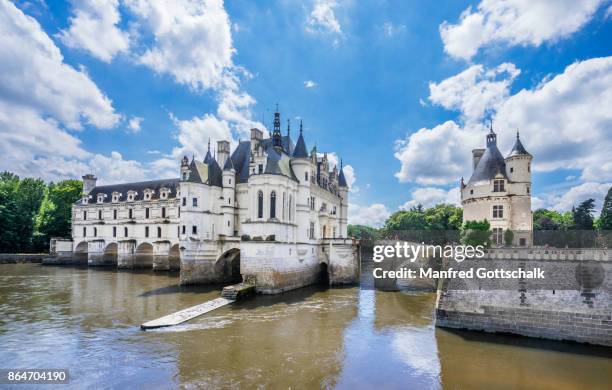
[340,158,343,169]
[489,119,494,133]
[516,128,520,139]
[300,119,303,134]
[207,138,211,151]
[287,119,291,137]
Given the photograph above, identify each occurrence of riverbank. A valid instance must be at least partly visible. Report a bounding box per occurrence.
[0,253,47,263]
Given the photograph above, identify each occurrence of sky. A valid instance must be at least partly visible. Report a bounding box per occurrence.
[1,0,611,227]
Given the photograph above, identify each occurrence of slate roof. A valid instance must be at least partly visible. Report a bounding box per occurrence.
[229,135,295,183]
[338,167,348,187]
[468,142,508,185]
[78,178,180,204]
[223,155,235,170]
[507,134,530,157]
[186,158,222,187]
[293,132,309,158]
[264,145,298,181]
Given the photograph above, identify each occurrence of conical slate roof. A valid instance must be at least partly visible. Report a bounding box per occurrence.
[293,132,308,158]
[507,133,530,157]
[338,166,348,188]
[468,131,507,185]
[223,155,235,171]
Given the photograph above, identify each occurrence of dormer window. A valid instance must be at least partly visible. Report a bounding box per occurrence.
[143,189,154,201]
[160,187,169,200]
[493,180,505,192]
[127,191,137,202]
[97,193,105,203]
[82,196,88,205]
[112,192,120,202]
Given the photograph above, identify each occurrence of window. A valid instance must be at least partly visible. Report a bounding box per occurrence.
[526,186,530,194]
[470,189,474,194]
[228,220,230,227]
[333,227,337,238]
[493,180,505,192]
[145,226,149,238]
[492,228,503,245]
[98,210,102,220]
[145,207,150,219]
[258,164,263,174]
[177,226,180,237]
[192,225,197,234]
[162,207,166,218]
[157,227,162,238]
[519,238,526,246]
[493,205,504,219]
[510,167,514,173]
[270,191,276,219]
[83,227,86,237]
[305,171,308,182]
[182,225,186,234]
[309,222,315,239]
[228,197,231,205]
[113,227,117,237]
[124,227,128,237]
[128,209,133,219]
[192,197,198,207]
[310,196,315,211]
[183,172,188,180]
[257,191,263,218]
[528,163,531,172]
[288,195,292,221]
[83,211,87,221]
[93,227,97,237]
[113,209,117,219]
[182,197,186,206]
[332,206,337,215]
[229,178,232,184]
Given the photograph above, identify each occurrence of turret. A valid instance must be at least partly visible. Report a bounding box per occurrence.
[82,174,97,194]
[272,105,282,149]
[180,155,190,181]
[222,155,236,236]
[217,140,230,168]
[338,159,349,237]
[505,130,532,185]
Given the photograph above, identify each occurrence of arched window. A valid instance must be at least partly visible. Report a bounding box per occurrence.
[270,191,276,219]
[157,227,162,238]
[257,191,263,218]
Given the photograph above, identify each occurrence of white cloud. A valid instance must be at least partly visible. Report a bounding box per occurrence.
[440,0,605,60]
[306,0,342,34]
[127,116,143,133]
[58,0,130,62]
[400,187,460,210]
[429,63,520,122]
[170,112,234,158]
[126,0,234,91]
[349,203,390,227]
[304,80,318,88]
[88,151,148,184]
[317,152,358,192]
[0,0,125,182]
[381,22,406,38]
[550,182,612,212]
[396,58,612,187]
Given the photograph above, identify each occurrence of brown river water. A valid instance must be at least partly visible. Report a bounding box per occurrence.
[0,262,610,389]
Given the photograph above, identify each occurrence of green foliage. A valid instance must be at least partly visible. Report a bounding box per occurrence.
[347,224,380,246]
[0,172,81,253]
[571,199,596,230]
[383,204,462,232]
[599,186,612,230]
[504,229,514,246]
[460,219,491,247]
[533,208,573,230]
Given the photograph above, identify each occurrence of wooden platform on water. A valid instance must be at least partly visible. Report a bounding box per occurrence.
[141,297,235,330]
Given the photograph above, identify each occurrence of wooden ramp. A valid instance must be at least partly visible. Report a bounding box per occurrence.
[141,297,235,330]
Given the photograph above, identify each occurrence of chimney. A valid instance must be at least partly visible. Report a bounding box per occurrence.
[472,149,485,170]
[82,174,97,195]
[217,140,230,168]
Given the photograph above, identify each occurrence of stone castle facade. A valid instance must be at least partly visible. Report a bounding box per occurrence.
[70,109,359,293]
[460,125,533,246]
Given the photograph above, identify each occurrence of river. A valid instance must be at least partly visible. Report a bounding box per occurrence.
[0,263,610,389]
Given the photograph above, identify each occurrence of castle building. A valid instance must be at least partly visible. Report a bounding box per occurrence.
[460,125,533,246]
[71,109,359,293]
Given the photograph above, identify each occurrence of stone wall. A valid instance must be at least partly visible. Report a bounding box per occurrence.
[0,254,47,264]
[435,248,611,346]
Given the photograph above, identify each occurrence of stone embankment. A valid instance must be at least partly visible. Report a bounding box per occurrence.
[0,253,47,264]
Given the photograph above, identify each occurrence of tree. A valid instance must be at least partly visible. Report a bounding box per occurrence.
[460,219,492,247]
[33,180,82,251]
[347,224,380,247]
[599,186,612,230]
[572,199,596,230]
[504,229,514,246]
[533,208,573,230]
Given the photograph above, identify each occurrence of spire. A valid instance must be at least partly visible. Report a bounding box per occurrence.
[507,128,530,157]
[287,119,291,138]
[223,155,235,171]
[272,104,282,148]
[293,119,309,158]
[204,138,212,163]
[486,120,497,147]
[338,158,348,188]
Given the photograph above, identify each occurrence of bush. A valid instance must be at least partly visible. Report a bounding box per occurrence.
[240,234,251,241]
[504,229,514,246]
[265,234,276,241]
[460,219,491,247]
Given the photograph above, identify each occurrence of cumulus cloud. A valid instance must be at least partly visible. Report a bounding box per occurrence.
[349,203,390,227]
[0,0,127,182]
[58,0,130,62]
[304,80,318,88]
[548,182,612,213]
[440,0,605,60]
[429,63,520,122]
[400,187,460,210]
[395,58,612,188]
[127,116,143,133]
[306,0,342,34]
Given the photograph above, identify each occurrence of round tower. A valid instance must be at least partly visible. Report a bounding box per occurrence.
[338,159,349,238]
[505,131,532,196]
[222,156,236,236]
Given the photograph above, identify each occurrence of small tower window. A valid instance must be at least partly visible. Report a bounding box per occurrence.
[83,211,87,221]
[470,189,474,195]
[83,227,86,237]
[145,207,150,219]
[192,197,198,207]
[493,180,505,192]
[93,227,97,237]
[527,186,530,194]
[270,191,276,219]
[257,191,264,218]
[492,205,504,219]
[157,227,162,238]
[192,225,197,234]
[162,207,166,218]
[113,210,117,219]
[98,210,102,220]
[258,164,263,174]
[528,163,531,172]
[129,209,133,219]
[510,167,514,173]
[305,171,308,182]
[113,226,116,237]
[124,227,128,237]
[145,226,149,238]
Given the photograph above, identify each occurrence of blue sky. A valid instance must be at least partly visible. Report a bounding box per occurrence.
[1,0,611,226]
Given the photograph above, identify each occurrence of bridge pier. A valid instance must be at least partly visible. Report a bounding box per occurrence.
[153,241,171,271]
[87,240,109,266]
[117,240,136,269]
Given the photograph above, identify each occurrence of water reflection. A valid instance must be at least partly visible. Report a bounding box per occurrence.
[0,263,610,389]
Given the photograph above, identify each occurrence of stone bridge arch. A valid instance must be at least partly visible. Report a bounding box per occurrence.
[169,244,180,270]
[215,248,242,283]
[103,242,118,266]
[134,242,154,268]
[74,241,88,264]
